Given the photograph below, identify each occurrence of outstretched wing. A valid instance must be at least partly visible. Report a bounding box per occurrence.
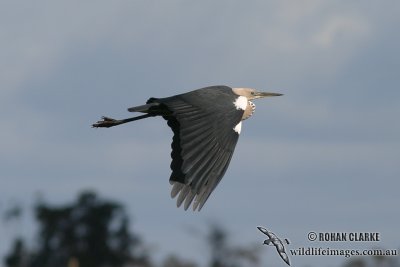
[150,86,244,211]
[257,226,272,238]
[279,250,291,266]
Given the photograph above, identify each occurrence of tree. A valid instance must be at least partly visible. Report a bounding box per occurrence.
[4,191,150,267]
[4,239,28,267]
[162,255,198,267]
[343,254,400,267]
[206,223,261,267]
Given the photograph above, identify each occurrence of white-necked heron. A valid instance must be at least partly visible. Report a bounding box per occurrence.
[93,85,282,211]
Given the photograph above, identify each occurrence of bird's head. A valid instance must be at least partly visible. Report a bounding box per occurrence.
[263,239,272,245]
[233,88,283,100]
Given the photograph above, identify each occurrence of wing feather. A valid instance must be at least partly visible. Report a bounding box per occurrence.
[149,86,244,211]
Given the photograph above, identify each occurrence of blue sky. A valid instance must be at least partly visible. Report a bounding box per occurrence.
[1,1,399,266]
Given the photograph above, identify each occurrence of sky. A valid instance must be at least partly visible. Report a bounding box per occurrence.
[0,0,399,266]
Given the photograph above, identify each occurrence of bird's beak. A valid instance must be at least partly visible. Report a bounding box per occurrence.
[255,92,284,98]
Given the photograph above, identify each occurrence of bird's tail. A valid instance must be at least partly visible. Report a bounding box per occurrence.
[127,103,159,113]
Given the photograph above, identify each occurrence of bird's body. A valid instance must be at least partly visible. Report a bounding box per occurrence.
[93,85,282,211]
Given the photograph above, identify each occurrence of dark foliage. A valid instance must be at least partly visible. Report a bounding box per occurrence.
[4,191,150,267]
[206,224,261,267]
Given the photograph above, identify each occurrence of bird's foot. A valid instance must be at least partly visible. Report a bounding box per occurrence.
[92,116,122,128]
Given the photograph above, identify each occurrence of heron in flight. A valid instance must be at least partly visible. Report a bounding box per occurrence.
[93,85,282,211]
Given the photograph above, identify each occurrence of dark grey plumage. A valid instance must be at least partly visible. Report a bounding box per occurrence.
[147,86,243,210]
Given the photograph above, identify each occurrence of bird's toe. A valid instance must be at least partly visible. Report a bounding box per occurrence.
[92,116,119,128]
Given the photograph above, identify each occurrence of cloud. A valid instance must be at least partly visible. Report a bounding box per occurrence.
[0,1,146,94]
[312,15,370,47]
